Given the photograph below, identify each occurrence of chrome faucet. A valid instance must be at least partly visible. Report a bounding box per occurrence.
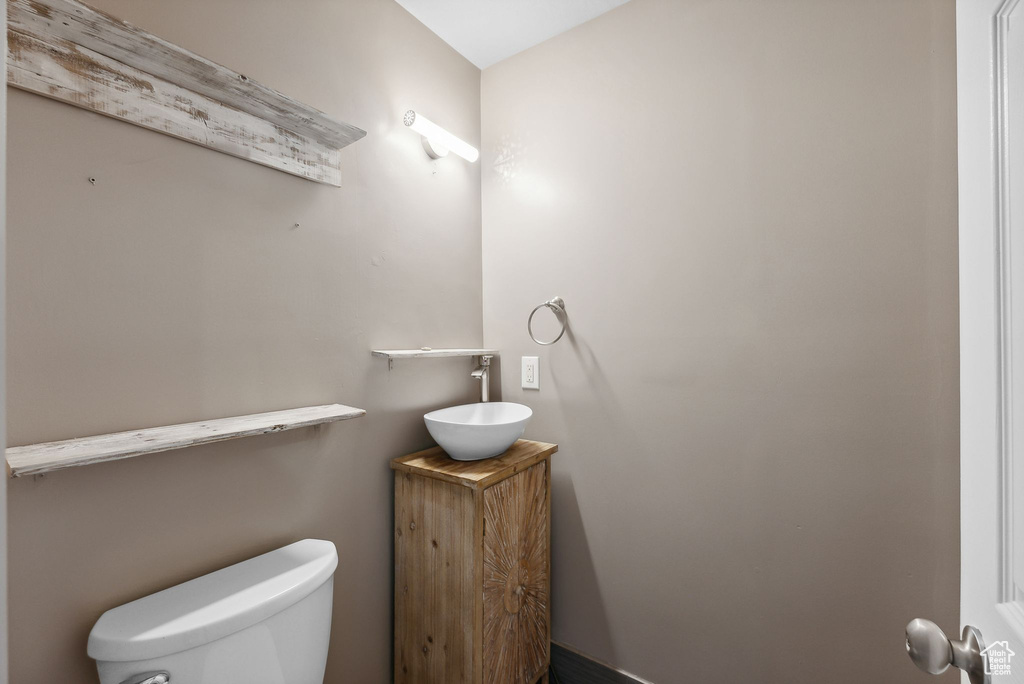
[471,355,493,402]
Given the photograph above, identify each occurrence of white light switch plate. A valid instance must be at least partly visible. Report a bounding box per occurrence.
[522,356,540,390]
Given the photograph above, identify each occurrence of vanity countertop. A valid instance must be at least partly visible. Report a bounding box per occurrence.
[391,439,557,491]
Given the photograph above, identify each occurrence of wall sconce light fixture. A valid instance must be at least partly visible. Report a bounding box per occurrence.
[404,110,479,163]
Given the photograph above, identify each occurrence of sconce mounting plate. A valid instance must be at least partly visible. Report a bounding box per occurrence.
[421,136,449,159]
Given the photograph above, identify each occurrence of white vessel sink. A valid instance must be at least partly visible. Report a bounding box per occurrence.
[424,402,533,461]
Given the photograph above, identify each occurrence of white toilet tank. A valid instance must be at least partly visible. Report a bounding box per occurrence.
[87,539,337,684]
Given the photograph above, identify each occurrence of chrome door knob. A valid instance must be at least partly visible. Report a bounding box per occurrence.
[906,619,990,684]
[907,618,953,674]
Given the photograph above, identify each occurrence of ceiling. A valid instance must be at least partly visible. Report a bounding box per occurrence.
[394,0,633,69]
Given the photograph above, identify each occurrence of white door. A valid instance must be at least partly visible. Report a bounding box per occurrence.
[945,0,1024,682]
[0,1,7,681]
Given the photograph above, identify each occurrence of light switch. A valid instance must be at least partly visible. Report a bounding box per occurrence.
[522,356,539,390]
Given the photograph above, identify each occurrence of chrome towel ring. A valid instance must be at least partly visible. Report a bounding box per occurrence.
[528,297,567,346]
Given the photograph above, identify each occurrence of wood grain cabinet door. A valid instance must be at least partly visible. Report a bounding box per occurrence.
[482,461,550,683]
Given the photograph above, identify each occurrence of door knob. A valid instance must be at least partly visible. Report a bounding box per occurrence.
[906,618,990,684]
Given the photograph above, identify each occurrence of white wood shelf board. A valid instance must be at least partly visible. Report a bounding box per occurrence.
[371,349,499,360]
[6,403,365,478]
[7,0,366,186]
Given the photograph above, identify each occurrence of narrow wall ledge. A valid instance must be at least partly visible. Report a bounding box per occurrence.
[371,348,499,359]
[5,403,366,478]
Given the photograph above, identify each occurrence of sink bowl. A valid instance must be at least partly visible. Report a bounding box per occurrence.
[424,402,533,461]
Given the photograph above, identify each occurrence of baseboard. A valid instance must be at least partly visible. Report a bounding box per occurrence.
[550,642,653,684]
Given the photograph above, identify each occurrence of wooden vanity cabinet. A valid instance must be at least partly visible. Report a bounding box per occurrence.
[392,439,557,684]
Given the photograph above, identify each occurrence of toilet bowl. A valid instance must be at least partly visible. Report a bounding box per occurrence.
[87,539,338,684]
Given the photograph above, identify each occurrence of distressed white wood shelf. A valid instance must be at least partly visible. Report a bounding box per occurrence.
[371,348,499,360]
[7,0,366,186]
[5,403,365,478]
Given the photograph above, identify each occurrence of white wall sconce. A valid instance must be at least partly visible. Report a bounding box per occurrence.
[404,110,479,162]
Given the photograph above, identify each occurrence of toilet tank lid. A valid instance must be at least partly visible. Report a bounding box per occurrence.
[87,539,338,663]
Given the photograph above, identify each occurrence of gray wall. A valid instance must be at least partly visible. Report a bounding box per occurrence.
[481,1,960,682]
[6,1,481,681]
